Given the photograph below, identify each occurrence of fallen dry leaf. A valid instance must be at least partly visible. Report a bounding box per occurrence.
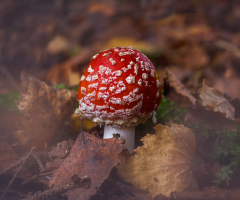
[49,132,123,200]
[199,79,235,120]
[48,140,73,159]
[156,14,186,28]
[117,121,198,198]
[47,60,82,86]
[166,68,197,106]
[156,20,213,70]
[46,47,94,86]
[88,2,115,17]
[165,43,209,70]
[44,158,64,173]
[14,72,78,150]
[46,35,70,54]
[156,16,215,43]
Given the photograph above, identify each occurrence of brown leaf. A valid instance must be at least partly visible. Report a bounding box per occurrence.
[199,79,235,120]
[46,47,94,86]
[88,2,115,17]
[45,158,64,172]
[48,140,72,159]
[46,35,70,54]
[156,15,215,43]
[46,60,82,86]
[165,43,209,70]
[166,68,197,105]
[117,122,198,198]
[49,132,123,200]
[14,72,77,150]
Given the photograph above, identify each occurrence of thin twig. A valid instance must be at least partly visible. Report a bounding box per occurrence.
[0,146,36,200]
[21,174,39,185]
[32,153,44,172]
[21,172,54,185]
[0,157,25,176]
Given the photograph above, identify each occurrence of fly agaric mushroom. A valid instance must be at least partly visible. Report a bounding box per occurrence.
[75,46,162,153]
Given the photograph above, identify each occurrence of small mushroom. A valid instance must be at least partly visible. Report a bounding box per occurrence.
[75,46,162,153]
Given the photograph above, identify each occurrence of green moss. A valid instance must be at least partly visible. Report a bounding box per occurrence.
[213,165,233,186]
[54,83,78,91]
[188,121,240,186]
[0,90,21,113]
[156,94,187,124]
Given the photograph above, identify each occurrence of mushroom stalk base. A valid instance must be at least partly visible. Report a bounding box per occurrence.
[103,125,135,153]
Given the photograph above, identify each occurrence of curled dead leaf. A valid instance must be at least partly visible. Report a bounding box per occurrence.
[166,68,197,106]
[199,79,235,120]
[14,72,78,150]
[117,121,198,198]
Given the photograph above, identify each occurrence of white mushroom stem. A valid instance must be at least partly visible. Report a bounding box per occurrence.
[103,125,135,153]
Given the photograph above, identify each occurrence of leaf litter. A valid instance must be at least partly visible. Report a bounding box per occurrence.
[1,62,239,200]
[2,1,240,199]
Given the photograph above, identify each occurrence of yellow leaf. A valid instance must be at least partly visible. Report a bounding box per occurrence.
[103,37,156,55]
[46,35,69,54]
[117,121,198,198]
[156,14,186,27]
[67,113,97,132]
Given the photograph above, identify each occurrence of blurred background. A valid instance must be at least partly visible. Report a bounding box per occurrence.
[1,0,240,98]
[1,1,240,199]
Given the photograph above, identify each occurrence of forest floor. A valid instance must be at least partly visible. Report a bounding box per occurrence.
[1,0,240,200]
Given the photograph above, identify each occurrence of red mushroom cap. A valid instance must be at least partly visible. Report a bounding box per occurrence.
[76,46,162,127]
